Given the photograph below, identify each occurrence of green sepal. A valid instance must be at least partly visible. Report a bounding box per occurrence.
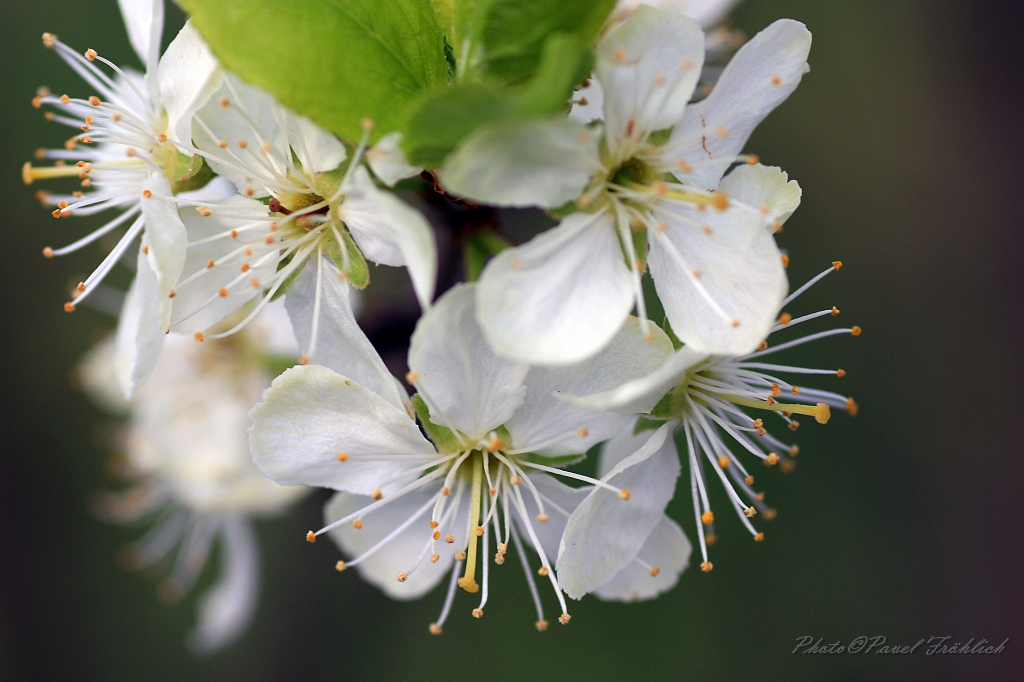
[662,316,684,350]
[648,128,673,147]
[463,230,512,281]
[269,254,305,302]
[413,394,462,454]
[327,227,370,289]
[519,451,586,468]
[170,157,213,194]
[633,416,669,435]
[547,200,579,218]
[616,224,648,273]
[648,384,689,421]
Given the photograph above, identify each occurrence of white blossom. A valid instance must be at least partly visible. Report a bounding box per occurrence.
[81,301,308,653]
[160,73,435,366]
[562,263,859,571]
[249,275,676,628]
[442,8,811,364]
[24,5,222,397]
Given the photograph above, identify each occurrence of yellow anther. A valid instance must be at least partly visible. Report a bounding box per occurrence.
[429,623,442,635]
[746,154,760,164]
[558,613,571,625]
[432,531,440,540]
[42,247,54,259]
[619,489,631,500]
[352,520,362,529]
[791,386,800,395]
[781,255,790,268]
[219,97,230,108]
[494,553,505,565]
[763,508,777,521]
[396,572,407,583]
[847,397,859,416]
[472,608,484,618]
[851,326,862,336]
[766,453,780,465]
[536,514,548,523]
[306,531,316,543]
[650,566,660,576]
[536,621,549,631]
[705,534,717,546]
[445,534,455,544]
[372,490,382,500]
[194,333,204,342]
[63,302,75,313]
[431,553,440,563]
[745,475,754,485]
[755,532,765,542]
[832,260,843,270]
[142,190,152,198]
[718,456,730,469]
[577,427,588,438]
[441,487,451,496]
[405,371,418,383]
[510,476,521,485]
[360,117,374,131]
[474,526,484,536]
[771,75,782,85]
[538,566,549,576]
[701,511,714,524]
[335,561,346,571]
[831,306,840,316]
[701,562,713,572]
[336,452,348,462]
[778,312,792,325]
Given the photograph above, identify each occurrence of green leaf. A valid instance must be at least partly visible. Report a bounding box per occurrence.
[179,0,448,143]
[402,32,592,167]
[412,395,462,453]
[462,0,616,84]
[326,227,370,289]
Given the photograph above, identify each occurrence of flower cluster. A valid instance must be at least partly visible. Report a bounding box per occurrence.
[26,0,857,649]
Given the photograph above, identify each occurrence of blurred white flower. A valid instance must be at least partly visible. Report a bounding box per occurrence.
[563,263,859,571]
[250,275,676,629]
[25,4,223,397]
[162,73,434,365]
[611,0,743,30]
[82,301,308,654]
[442,8,810,364]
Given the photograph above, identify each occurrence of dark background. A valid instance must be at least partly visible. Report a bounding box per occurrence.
[1,1,1021,680]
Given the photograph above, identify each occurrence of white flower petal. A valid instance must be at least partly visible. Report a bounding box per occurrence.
[667,19,812,190]
[77,336,129,415]
[569,76,604,125]
[505,317,673,456]
[192,76,290,195]
[476,212,635,365]
[141,172,187,331]
[325,487,467,600]
[118,0,163,97]
[562,346,708,415]
[408,283,530,441]
[613,0,742,29]
[439,118,599,209]
[159,21,223,151]
[343,167,437,310]
[593,516,690,601]
[114,248,165,399]
[187,515,259,654]
[284,256,410,413]
[649,165,792,355]
[249,365,436,495]
[365,131,421,187]
[557,423,679,599]
[286,114,346,175]
[596,6,705,143]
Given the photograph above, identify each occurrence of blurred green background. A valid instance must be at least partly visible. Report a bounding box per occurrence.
[1,1,1020,680]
